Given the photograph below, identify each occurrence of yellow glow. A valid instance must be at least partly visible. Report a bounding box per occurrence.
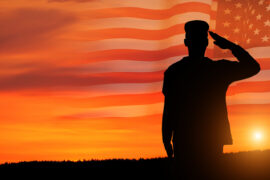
[253,131,263,141]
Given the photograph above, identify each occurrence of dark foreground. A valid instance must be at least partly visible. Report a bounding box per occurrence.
[1,150,270,180]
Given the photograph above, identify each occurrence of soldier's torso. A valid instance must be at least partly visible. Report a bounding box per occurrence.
[165,57,232,145]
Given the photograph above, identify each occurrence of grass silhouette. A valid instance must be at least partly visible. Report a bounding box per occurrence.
[1,150,270,179]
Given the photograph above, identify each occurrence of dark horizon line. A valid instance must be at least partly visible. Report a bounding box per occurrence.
[1,148,270,166]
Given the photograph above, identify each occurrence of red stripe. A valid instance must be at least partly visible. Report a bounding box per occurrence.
[257,58,270,70]
[82,46,214,63]
[50,78,270,109]
[228,80,270,96]
[76,24,186,41]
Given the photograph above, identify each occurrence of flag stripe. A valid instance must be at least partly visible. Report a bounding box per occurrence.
[74,24,188,41]
[58,104,270,125]
[79,12,211,31]
[228,81,270,96]
[80,2,212,20]
[74,58,270,74]
[15,69,267,88]
[80,47,268,65]
[50,78,270,109]
[79,34,186,52]
[77,0,214,10]
[72,57,183,73]
[46,78,270,100]
[82,45,188,63]
[57,91,270,119]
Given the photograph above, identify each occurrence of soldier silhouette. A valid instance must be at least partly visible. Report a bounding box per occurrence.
[162,20,260,179]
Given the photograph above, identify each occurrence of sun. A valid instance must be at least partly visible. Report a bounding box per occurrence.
[253,131,263,141]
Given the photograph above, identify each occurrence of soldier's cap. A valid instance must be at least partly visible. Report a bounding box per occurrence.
[184,20,209,39]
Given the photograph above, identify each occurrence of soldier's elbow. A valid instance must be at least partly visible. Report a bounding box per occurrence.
[252,61,261,75]
[246,60,261,76]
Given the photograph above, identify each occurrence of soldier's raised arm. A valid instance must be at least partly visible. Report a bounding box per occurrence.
[209,31,261,81]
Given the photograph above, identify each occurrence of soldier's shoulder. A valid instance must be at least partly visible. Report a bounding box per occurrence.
[211,57,237,63]
[165,57,189,73]
[213,59,238,66]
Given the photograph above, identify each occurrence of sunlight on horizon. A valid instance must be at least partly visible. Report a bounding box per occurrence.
[252,129,266,145]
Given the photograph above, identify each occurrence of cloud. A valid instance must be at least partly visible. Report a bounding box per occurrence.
[0,8,77,53]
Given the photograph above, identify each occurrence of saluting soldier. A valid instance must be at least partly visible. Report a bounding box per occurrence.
[162,20,260,179]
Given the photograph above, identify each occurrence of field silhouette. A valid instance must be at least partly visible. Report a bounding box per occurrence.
[1,150,270,179]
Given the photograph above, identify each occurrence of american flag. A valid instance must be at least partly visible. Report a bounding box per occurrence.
[71,0,270,121]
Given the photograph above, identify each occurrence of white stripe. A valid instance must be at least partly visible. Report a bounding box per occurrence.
[80,12,211,30]
[77,0,213,10]
[63,91,270,118]
[80,57,270,83]
[80,40,269,57]
[211,1,218,11]
[81,34,186,52]
[247,46,270,59]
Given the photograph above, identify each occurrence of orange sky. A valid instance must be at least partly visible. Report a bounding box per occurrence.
[0,0,269,164]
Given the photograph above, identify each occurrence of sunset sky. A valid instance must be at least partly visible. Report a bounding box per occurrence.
[0,0,269,164]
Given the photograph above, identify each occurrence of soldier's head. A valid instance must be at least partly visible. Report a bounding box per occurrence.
[184,20,209,58]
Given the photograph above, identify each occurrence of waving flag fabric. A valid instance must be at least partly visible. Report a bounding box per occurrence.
[0,0,269,163]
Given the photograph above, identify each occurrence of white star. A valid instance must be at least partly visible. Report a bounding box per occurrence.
[267,5,270,11]
[234,15,241,21]
[264,20,270,27]
[234,41,239,45]
[224,8,231,14]
[262,35,269,42]
[249,24,253,29]
[235,3,242,8]
[223,21,230,27]
[251,9,255,15]
[256,14,262,20]
[233,28,240,33]
[246,38,251,44]
[258,0,264,5]
[223,34,229,39]
[254,28,260,35]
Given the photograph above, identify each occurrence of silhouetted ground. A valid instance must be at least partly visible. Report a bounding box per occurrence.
[1,150,270,179]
